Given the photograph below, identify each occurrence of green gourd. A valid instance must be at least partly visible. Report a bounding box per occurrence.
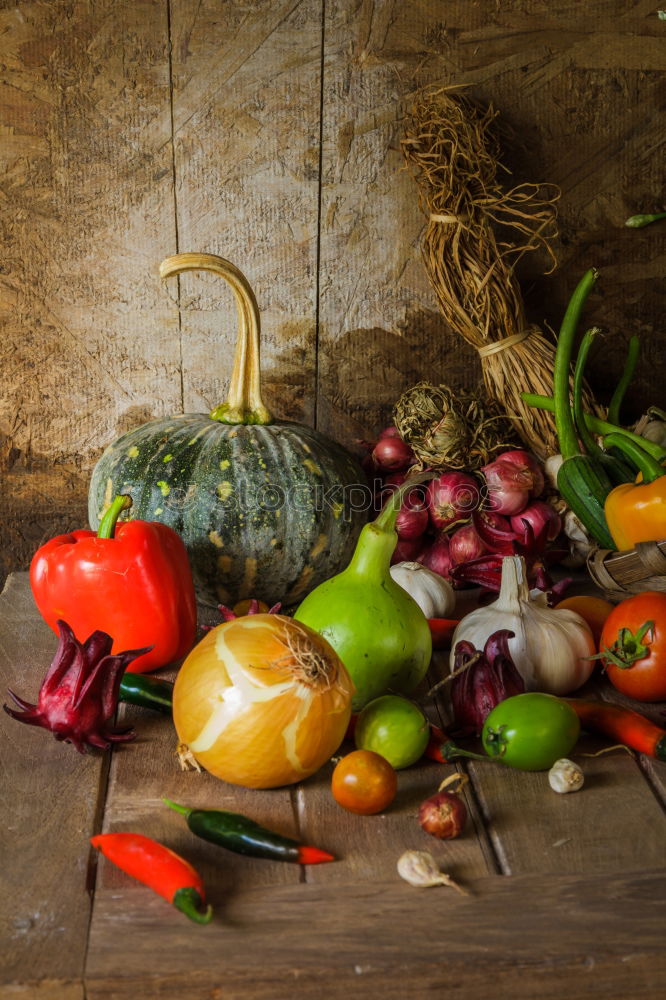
[88,254,367,608]
[294,478,433,711]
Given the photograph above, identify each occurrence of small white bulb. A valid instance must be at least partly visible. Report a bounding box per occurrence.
[548,758,584,793]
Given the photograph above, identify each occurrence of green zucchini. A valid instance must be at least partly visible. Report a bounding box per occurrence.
[556,455,615,548]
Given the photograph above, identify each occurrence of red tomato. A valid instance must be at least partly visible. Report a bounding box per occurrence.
[599,591,666,702]
[331,750,397,815]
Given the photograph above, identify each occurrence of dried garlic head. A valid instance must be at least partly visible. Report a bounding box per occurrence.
[397,850,468,895]
[548,758,584,793]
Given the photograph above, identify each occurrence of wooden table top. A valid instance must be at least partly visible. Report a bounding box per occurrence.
[2,570,665,1000]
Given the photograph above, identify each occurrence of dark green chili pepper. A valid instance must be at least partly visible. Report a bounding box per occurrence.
[119,673,174,715]
[163,799,336,865]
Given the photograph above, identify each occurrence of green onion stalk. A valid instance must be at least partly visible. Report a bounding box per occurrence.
[572,328,635,486]
[549,268,615,549]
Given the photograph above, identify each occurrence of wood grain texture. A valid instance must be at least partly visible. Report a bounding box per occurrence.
[0,0,178,584]
[85,870,666,999]
[316,0,665,445]
[0,574,106,997]
[1,571,665,997]
[168,0,323,425]
[1,0,664,582]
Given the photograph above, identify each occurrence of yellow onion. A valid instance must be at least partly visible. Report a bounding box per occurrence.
[172,614,354,789]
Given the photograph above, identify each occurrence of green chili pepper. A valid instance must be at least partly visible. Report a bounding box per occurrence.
[119,673,174,714]
[163,799,336,865]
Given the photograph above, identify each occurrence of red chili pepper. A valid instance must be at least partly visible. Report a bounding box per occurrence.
[423,723,454,763]
[30,495,196,673]
[565,699,666,761]
[90,833,213,923]
[427,619,461,649]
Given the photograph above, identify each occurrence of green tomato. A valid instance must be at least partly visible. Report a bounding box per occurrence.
[481,693,580,771]
[354,695,430,769]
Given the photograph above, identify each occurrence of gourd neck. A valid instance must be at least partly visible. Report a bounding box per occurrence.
[347,472,432,580]
[347,523,397,580]
[159,252,272,426]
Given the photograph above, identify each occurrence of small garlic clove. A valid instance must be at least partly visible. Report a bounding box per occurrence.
[548,757,584,793]
[396,850,468,894]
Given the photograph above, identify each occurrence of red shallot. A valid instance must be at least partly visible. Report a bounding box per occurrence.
[418,772,469,839]
[449,523,486,566]
[427,471,480,531]
[372,435,414,472]
[417,535,453,579]
[396,502,429,541]
[481,458,531,515]
[493,449,545,497]
[378,425,402,439]
[391,537,425,565]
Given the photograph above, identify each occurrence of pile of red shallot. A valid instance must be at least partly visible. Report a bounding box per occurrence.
[362,427,567,598]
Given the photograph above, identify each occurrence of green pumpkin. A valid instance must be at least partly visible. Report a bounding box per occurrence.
[88,253,368,608]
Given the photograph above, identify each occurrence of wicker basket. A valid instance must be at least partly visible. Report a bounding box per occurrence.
[587,541,666,602]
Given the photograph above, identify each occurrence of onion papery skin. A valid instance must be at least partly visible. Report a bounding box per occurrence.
[172,615,354,789]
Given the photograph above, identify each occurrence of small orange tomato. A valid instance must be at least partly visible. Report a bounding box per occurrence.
[331,750,397,815]
[555,595,615,648]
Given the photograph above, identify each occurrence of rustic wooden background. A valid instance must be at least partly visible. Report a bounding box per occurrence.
[1,0,664,586]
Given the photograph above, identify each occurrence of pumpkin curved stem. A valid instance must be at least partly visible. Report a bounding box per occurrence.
[159,252,273,426]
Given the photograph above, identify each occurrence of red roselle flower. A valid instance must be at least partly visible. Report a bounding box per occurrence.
[450,629,525,736]
[510,500,562,545]
[3,620,150,753]
[217,599,282,622]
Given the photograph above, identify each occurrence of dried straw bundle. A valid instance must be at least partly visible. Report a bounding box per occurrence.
[393,380,515,471]
[401,86,602,460]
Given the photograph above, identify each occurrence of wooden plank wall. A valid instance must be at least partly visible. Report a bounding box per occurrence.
[1,0,664,585]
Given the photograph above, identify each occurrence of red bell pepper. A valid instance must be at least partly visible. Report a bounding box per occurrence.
[30,495,196,673]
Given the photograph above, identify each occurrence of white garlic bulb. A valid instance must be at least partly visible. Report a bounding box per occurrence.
[549,758,584,793]
[449,556,596,695]
[389,561,455,619]
[396,850,467,894]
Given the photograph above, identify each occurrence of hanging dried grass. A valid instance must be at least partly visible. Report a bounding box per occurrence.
[401,86,603,460]
[393,381,515,470]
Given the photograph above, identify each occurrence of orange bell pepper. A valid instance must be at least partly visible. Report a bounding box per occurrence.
[603,433,666,551]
